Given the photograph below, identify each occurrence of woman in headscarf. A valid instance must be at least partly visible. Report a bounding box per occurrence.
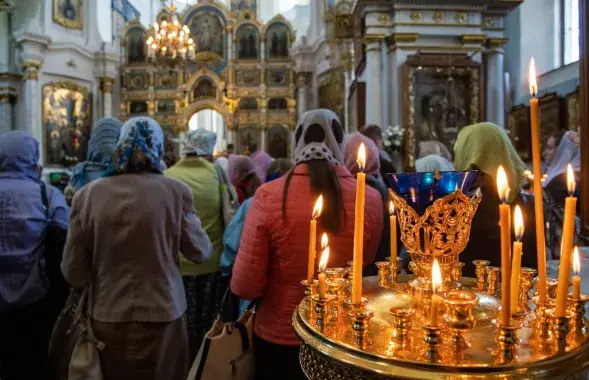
[61,117,213,380]
[64,117,122,204]
[543,130,581,210]
[344,132,393,274]
[0,132,69,380]
[228,154,262,203]
[251,150,273,181]
[418,140,453,161]
[415,154,455,172]
[232,110,383,380]
[454,122,537,276]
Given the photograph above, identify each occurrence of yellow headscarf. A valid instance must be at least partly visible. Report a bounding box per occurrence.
[454,122,526,203]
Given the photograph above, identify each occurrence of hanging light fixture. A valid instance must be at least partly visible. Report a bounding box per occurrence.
[145,0,196,64]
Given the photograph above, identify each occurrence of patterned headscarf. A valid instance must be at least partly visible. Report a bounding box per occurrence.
[294,109,345,166]
[543,131,581,187]
[251,150,273,181]
[228,155,257,186]
[454,122,526,202]
[344,132,380,176]
[415,154,455,172]
[182,128,217,156]
[0,131,40,182]
[105,117,165,176]
[70,117,122,189]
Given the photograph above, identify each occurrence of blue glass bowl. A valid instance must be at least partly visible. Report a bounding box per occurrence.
[385,171,479,215]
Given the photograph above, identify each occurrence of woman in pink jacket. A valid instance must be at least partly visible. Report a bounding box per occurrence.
[231,109,384,380]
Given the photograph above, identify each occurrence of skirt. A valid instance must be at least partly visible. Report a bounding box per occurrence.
[92,316,189,380]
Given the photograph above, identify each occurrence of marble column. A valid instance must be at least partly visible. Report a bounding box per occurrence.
[365,39,383,127]
[485,41,505,127]
[100,76,115,118]
[387,43,401,128]
[260,128,266,152]
[0,1,14,73]
[380,41,389,130]
[0,95,13,133]
[22,60,41,137]
[296,72,311,122]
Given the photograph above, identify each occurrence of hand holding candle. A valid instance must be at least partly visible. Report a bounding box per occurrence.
[573,247,581,300]
[389,202,398,266]
[556,165,578,317]
[307,195,323,284]
[429,259,442,327]
[497,165,512,326]
[352,143,367,305]
[318,234,330,300]
[510,206,524,313]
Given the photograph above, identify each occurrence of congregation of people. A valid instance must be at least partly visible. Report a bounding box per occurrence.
[0,109,583,380]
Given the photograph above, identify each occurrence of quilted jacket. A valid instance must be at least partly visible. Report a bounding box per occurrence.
[231,164,384,346]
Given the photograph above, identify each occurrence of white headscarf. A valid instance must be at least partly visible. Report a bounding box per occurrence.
[415,154,455,172]
[543,130,581,187]
[294,109,345,166]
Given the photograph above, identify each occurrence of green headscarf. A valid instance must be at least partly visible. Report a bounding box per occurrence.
[454,122,526,203]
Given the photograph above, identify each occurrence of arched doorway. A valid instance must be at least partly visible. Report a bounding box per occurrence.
[188,108,227,154]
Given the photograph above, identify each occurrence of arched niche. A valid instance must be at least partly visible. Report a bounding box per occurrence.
[183,5,228,61]
[235,23,261,60]
[264,16,295,61]
[124,22,147,64]
[267,125,289,158]
[192,77,218,101]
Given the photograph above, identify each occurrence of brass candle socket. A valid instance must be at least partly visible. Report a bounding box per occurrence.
[325,267,346,283]
[443,291,478,350]
[422,325,442,362]
[550,310,573,353]
[387,256,403,285]
[375,261,390,288]
[567,294,589,343]
[486,266,500,296]
[472,260,490,290]
[301,279,318,302]
[534,277,559,299]
[452,262,466,282]
[495,322,520,363]
[389,307,415,350]
[327,279,346,318]
[311,295,335,331]
[532,296,555,344]
[348,308,374,349]
[519,267,537,311]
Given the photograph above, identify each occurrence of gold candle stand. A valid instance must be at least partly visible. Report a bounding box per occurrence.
[472,260,490,290]
[311,295,335,331]
[387,256,402,285]
[486,266,500,295]
[375,261,390,288]
[519,267,537,311]
[443,290,478,350]
[532,295,555,344]
[495,322,520,363]
[348,307,375,349]
[550,310,573,353]
[422,325,442,362]
[389,307,415,350]
[452,262,465,282]
[301,279,318,302]
[568,294,589,343]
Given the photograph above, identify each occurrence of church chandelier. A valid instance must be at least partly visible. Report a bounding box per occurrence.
[146,0,195,64]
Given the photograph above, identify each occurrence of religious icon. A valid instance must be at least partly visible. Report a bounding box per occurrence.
[127,28,146,63]
[194,78,217,99]
[157,100,176,114]
[129,101,148,114]
[238,126,259,155]
[189,12,224,57]
[268,98,287,110]
[237,25,259,59]
[266,25,290,59]
[268,125,288,158]
[53,0,83,29]
[266,68,289,87]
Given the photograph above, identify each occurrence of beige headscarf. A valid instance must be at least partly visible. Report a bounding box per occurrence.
[454,122,526,202]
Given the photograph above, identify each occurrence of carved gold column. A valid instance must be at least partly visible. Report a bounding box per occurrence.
[22,59,41,136]
[486,38,508,128]
[99,76,115,118]
[365,36,383,127]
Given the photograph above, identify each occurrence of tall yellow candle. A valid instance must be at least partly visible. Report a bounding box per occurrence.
[352,143,367,305]
[389,202,398,265]
[555,165,578,317]
[528,58,548,305]
[307,195,323,283]
[318,242,330,300]
[572,247,581,299]
[429,259,442,327]
[497,166,512,326]
[510,206,524,314]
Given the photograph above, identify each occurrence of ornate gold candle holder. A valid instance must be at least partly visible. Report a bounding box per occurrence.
[422,325,442,362]
[443,290,478,350]
[511,308,529,329]
[387,256,403,285]
[534,277,559,299]
[311,295,335,331]
[550,310,573,353]
[532,296,555,344]
[375,261,390,288]
[325,267,346,283]
[568,294,589,343]
[495,322,520,363]
[301,279,318,303]
[472,260,490,290]
[327,279,346,318]
[348,308,374,349]
[452,262,465,282]
[486,266,500,295]
[519,267,537,311]
[389,307,415,350]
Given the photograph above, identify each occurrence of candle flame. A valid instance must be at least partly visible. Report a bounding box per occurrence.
[496,165,510,202]
[389,201,395,215]
[318,247,330,273]
[357,143,366,172]
[573,247,581,275]
[529,58,538,97]
[431,259,442,293]
[312,195,323,220]
[567,164,576,195]
[321,233,328,250]
[514,205,524,241]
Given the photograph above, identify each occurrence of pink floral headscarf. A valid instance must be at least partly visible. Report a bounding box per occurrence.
[344,132,380,176]
[228,155,257,186]
[251,150,273,181]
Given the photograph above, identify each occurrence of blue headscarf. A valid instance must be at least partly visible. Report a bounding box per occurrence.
[105,117,165,176]
[69,117,122,189]
[0,131,40,182]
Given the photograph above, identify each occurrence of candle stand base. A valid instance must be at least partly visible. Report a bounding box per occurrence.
[551,311,573,353]
[486,266,500,296]
[494,322,520,363]
[472,260,489,290]
[519,268,537,311]
[375,262,390,288]
[567,294,589,344]
[389,307,415,350]
[311,295,335,332]
[387,256,402,287]
[348,307,374,349]
[422,325,442,363]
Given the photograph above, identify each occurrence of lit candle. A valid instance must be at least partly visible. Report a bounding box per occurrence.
[307,195,323,284]
[510,206,524,314]
[389,202,397,266]
[556,165,578,317]
[429,259,442,327]
[318,237,330,300]
[497,165,512,326]
[528,58,548,305]
[573,247,581,299]
[352,143,367,305]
